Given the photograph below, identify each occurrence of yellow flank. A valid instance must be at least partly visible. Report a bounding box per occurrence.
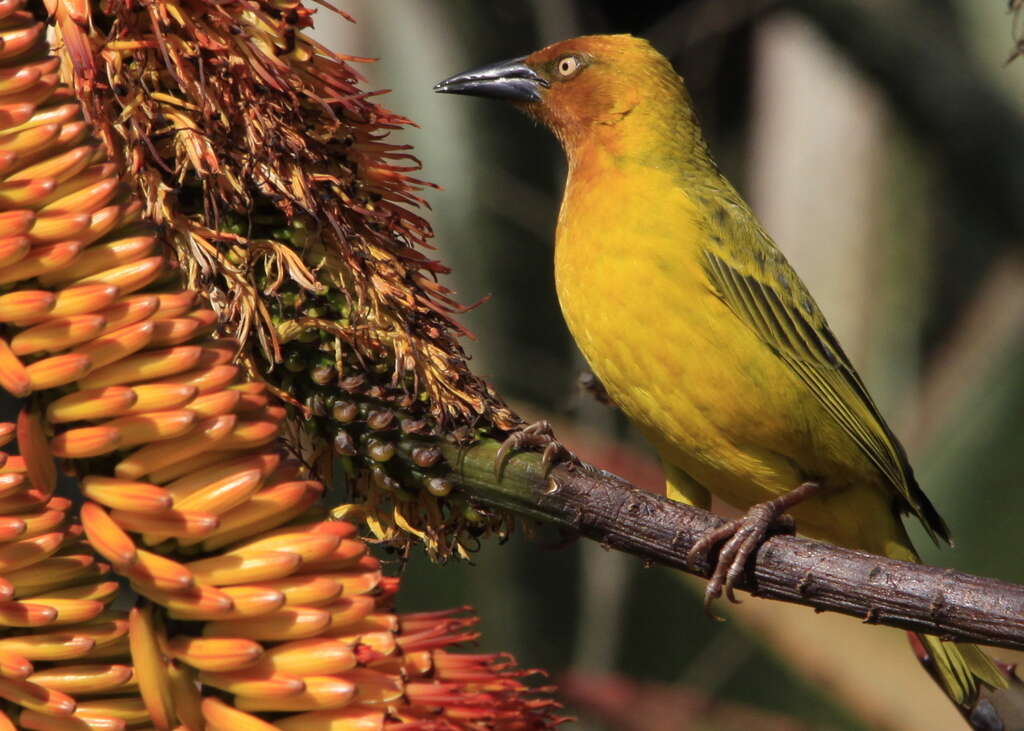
[556,150,906,556]
[435,33,1006,706]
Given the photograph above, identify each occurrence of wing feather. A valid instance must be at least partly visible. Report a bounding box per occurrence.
[702,245,950,544]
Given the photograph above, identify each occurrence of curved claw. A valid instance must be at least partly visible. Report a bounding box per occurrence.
[494,420,581,479]
[688,481,822,618]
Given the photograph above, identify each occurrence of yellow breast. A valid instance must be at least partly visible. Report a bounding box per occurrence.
[554,155,873,528]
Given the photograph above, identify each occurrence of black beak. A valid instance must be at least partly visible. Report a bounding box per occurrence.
[434,56,548,103]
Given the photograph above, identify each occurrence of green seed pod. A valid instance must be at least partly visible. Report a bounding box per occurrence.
[340,375,365,392]
[400,418,427,434]
[366,409,394,431]
[332,401,358,423]
[366,438,396,463]
[425,476,452,497]
[411,445,442,468]
[310,364,336,386]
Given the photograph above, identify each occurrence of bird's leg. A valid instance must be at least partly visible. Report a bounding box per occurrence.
[687,481,825,615]
[494,420,584,479]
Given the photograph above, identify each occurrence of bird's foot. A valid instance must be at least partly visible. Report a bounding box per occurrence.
[687,481,823,618]
[494,420,585,479]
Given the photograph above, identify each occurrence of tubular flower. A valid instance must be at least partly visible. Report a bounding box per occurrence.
[0,3,565,728]
[42,0,528,561]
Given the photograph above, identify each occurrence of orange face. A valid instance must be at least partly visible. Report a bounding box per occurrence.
[435,35,673,150]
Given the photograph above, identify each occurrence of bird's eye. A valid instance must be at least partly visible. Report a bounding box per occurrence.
[555,55,582,78]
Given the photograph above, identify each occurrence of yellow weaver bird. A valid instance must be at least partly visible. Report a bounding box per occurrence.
[435,34,1006,707]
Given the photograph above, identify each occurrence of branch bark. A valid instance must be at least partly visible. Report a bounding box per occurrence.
[420,438,1024,651]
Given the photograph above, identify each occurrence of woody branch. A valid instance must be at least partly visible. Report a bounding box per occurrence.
[417,438,1024,651]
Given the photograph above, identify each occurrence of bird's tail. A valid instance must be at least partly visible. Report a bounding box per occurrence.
[915,634,1007,707]
[883,534,1006,706]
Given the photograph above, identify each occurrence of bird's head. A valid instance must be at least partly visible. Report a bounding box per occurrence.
[435,35,690,153]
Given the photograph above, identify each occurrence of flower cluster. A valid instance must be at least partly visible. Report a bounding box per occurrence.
[0,3,564,728]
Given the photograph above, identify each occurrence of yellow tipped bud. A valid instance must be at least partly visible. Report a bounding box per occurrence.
[171,468,266,517]
[233,675,356,713]
[200,697,278,731]
[0,631,95,661]
[150,291,196,320]
[0,234,30,268]
[36,161,117,209]
[74,696,150,725]
[275,708,386,731]
[0,240,81,286]
[127,605,176,730]
[78,345,202,389]
[125,549,193,593]
[20,710,127,730]
[229,531,340,564]
[101,409,197,450]
[72,320,156,372]
[50,424,120,459]
[203,607,331,642]
[0,289,54,322]
[42,283,119,321]
[309,561,382,599]
[121,383,196,415]
[167,662,202,731]
[0,601,57,627]
[26,211,90,244]
[72,256,164,297]
[183,389,241,419]
[11,314,107,355]
[134,583,232,621]
[0,676,76,716]
[110,508,218,539]
[262,638,357,677]
[184,550,301,587]
[82,476,171,514]
[26,663,133,695]
[34,580,119,604]
[80,502,136,568]
[156,363,239,395]
[95,295,159,334]
[0,210,34,237]
[198,481,322,551]
[213,419,281,451]
[18,407,56,498]
[46,387,137,424]
[0,648,32,680]
[217,585,286,619]
[0,178,57,209]
[0,118,60,154]
[295,538,367,573]
[26,351,91,390]
[0,531,61,573]
[17,508,66,540]
[5,554,99,597]
[7,144,94,183]
[0,337,30,397]
[114,413,236,480]
[248,575,342,607]
[39,177,118,216]
[198,666,305,698]
[33,598,105,626]
[166,636,263,673]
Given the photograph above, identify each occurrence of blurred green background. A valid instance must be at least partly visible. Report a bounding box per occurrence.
[313,2,1024,729]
